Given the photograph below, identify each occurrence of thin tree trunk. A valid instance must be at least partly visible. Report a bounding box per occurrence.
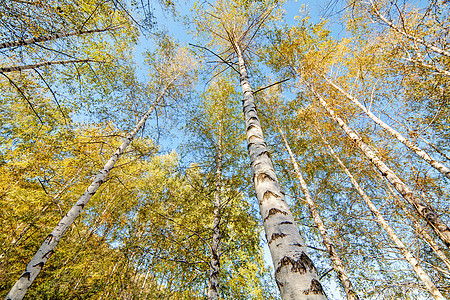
[377,170,450,272]
[418,136,450,162]
[323,76,450,179]
[0,59,100,73]
[319,133,445,300]
[0,27,120,50]
[278,128,359,300]
[5,78,176,300]
[308,84,450,248]
[234,41,327,299]
[138,269,151,299]
[208,140,222,300]
[369,1,450,58]
[401,57,450,77]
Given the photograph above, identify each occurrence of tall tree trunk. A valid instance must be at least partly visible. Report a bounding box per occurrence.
[208,137,222,300]
[0,27,120,50]
[308,84,450,248]
[319,132,445,300]
[323,76,450,179]
[5,80,175,300]
[234,41,327,299]
[377,170,450,272]
[278,128,359,300]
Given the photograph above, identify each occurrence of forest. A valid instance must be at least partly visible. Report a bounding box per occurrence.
[0,0,449,299]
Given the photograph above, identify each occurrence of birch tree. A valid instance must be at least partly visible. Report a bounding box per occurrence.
[317,130,445,300]
[264,12,450,247]
[5,41,197,300]
[192,0,327,298]
[183,74,275,298]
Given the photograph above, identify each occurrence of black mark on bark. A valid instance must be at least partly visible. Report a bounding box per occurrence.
[256,150,270,159]
[20,272,31,280]
[256,172,275,184]
[304,279,326,296]
[264,208,288,222]
[276,253,315,274]
[275,277,284,288]
[33,261,45,269]
[247,116,258,123]
[45,234,54,244]
[247,124,258,132]
[269,232,286,244]
[280,221,293,225]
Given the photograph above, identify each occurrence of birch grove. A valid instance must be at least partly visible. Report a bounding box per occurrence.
[1,0,450,299]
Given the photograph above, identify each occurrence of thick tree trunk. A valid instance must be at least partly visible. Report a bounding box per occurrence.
[310,86,450,248]
[5,84,172,300]
[324,76,450,179]
[207,141,222,300]
[0,27,119,50]
[278,129,359,300]
[320,134,445,300]
[235,42,327,299]
[0,59,99,73]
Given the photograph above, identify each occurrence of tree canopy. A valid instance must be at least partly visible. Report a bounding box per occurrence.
[1,0,449,299]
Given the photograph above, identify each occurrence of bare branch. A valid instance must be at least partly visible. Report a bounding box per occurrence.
[189,43,239,74]
[253,78,290,94]
[32,68,68,124]
[0,72,43,124]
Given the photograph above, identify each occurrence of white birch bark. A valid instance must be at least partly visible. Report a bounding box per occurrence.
[324,76,450,179]
[418,136,450,162]
[320,134,445,300]
[378,172,450,272]
[5,81,175,300]
[235,42,327,299]
[401,57,450,77]
[0,27,120,50]
[207,138,222,300]
[278,129,359,300]
[369,1,450,58]
[0,59,100,73]
[309,86,450,248]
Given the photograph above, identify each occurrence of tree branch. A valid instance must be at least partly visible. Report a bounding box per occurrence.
[189,43,239,74]
[0,72,43,124]
[0,59,104,73]
[253,78,290,94]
